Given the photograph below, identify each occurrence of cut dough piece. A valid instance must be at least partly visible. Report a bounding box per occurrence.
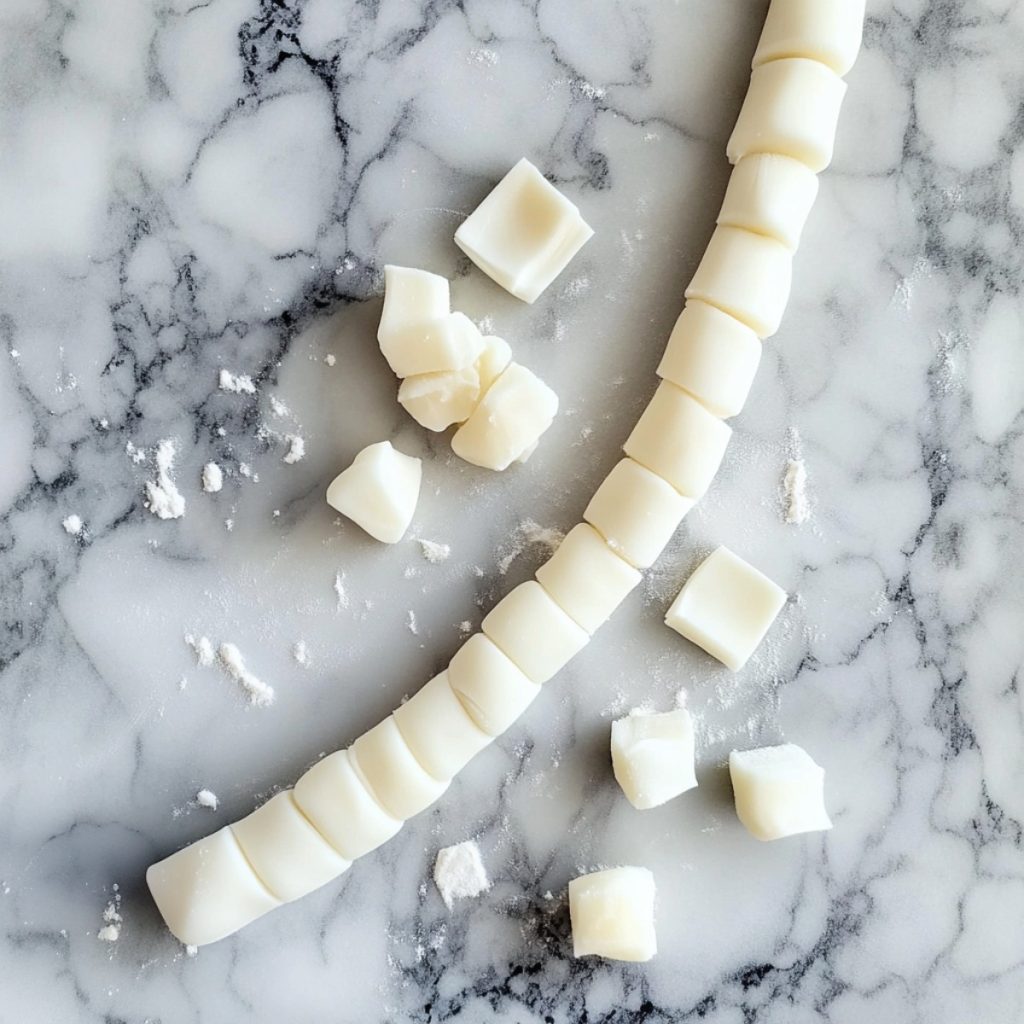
[685,226,793,339]
[398,364,481,432]
[656,302,762,419]
[230,791,349,903]
[146,827,280,947]
[729,744,832,841]
[611,709,697,810]
[326,441,421,544]
[293,749,402,861]
[474,335,513,397]
[717,153,819,251]
[569,866,657,962]
[535,523,642,634]
[452,363,558,471]
[726,58,847,174]
[752,0,865,77]
[624,382,732,499]
[350,716,449,821]
[482,581,589,684]
[393,671,492,781]
[377,265,450,351]
[664,546,787,671]
[584,458,695,569]
[379,311,485,379]
[447,633,542,736]
[454,158,594,304]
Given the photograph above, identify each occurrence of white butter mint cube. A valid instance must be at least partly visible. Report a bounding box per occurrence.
[474,334,513,396]
[398,363,481,432]
[665,546,787,671]
[611,709,697,810]
[452,362,558,471]
[326,441,421,544]
[569,866,657,962]
[455,158,594,304]
[752,0,866,77]
[377,265,450,350]
[380,310,485,380]
[729,744,832,841]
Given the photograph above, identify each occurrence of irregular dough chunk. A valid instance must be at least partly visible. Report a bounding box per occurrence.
[452,362,558,471]
[482,580,589,684]
[685,226,793,339]
[455,158,594,304]
[656,301,762,419]
[350,716,449,821]
[293,749,402,861]
[398,363,481,432]
[726,57,847,174]
[729,743,833,841]
[584,458,695,569]
[664,546,787,671]
[569,866,657,962]
[230,791,350,902]
[447,633,542,736]
[146,827,280,947]
[611,709,698,810]
[377,265,450,351]
[393,671,492,781]
[624,381,732,499]
[379,311,485,380]
[717,153,819,251]
[752,0,865,77]
[535,523,642,634]
[326,441,421,544]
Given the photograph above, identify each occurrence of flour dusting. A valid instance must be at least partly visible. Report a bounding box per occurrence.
[783,459,810,524]
[282,435,305,464]
[196,789,219,810]
[202,462,224,493]
[144,440,186,520]
[62,514,83,536]
[218,643,275,707]
[292,640,310,667]
[418,539,451,564]
[219,369,256,395]
[334,573,349,610]
[434,841,490,909]
[185,634,215,667]
[97,889,122,943]
[497,519,565,574]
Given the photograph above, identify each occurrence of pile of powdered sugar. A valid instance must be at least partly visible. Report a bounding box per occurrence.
[218,643,275,707]
[144,440,186,520]
[97,887,122,943]
[433,841,490,909]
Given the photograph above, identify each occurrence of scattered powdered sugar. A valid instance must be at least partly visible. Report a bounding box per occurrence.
[185,634,215,667]
[433,841,490,909]
[458,620,472,635]
[292,640,309,667]
[269,396,290,417]
[196,789,219,810]
[575,79,606,100]
[334,573,349,610]
[97,889,122,943]
[202,462,224,493]
[324,354,336,367]
[219,369,256,395]
[783,459,810,524]
[468,46,498,66]
[418,539,451,564]
[282,435,305,464]
[144,440,186,520]
[218,643,275,707]
[407,610,419,635]
[497,519,565,575]
[125,441,147,465]
[62,514,83,536]
[185,944,198,958]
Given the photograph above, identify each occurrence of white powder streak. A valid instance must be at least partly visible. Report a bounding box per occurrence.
[202,462,224,493]
[196,789,219,810]
[218,643,275,707]
[144,440,186,520]
[434,841,490,909]
[283,435,305,464]
[62,514,83,535]
[219,369,256,394]
[783,459,810,525]
[185,634,215,667]
[418,539,451,563]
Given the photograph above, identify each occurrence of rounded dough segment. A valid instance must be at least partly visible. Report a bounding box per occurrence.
[293,749,402,862]
[717,153,819,251]
[482,580,589,684]
[611,709,698,810]
[146,827,281,947]
[350,716,449,821]
[584,458,695,569]
[624,382,732,499]
[726,57,847,174]
[535,523,642,634]
[447,633,542,736]
[393,671,493,781]
[656,301,762,420]
[685,226,793,340]
[230,791,350,903]
[752,0,866,77]
[569,866,657,962]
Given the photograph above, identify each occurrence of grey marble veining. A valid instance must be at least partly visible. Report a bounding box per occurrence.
[2,0,1024,1020]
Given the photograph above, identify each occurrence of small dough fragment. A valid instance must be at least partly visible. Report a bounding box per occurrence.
[656,301,762,419]
[624,382,732,499]
[611,709,697,810]
[727,57,847,174]
[398,364,481,432]
[717,153,820,251]
[326,441,421,544]
[447,633,542,736]
[584,458,695,569]
[729,744,833,841]
[752,0,866,77]
[293,749,402,861]
[482,581,589,684]
[452,363,558,471]
[379,311,486,380]
[230,791,350,902]
[146,827,280,947]
[350,716,449,821]
[664,546,787,672]
[685,226,793,339]
[454,158,594,304]
[535,523,642,634]
[569,866,657,962]
[393,671,492,781]
[377,265,450,349]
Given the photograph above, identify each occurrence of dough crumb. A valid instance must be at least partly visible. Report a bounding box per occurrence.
[418,539,451,563]
[185,634,215,667]
[196,789,219,810]
[783,458,810,524]
[202,462,224,493]
[144,439,186,520]
[218,642,275,707]
[62,514,83,536]
[283,435,305,464]
[292,640,309,667]
[219,369,256,395]
[433,841,490,910]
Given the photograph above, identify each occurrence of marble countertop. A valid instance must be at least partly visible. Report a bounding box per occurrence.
[3,0,1023,1020]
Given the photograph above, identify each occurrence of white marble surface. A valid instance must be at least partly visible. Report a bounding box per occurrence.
[2,0,1023,1020]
